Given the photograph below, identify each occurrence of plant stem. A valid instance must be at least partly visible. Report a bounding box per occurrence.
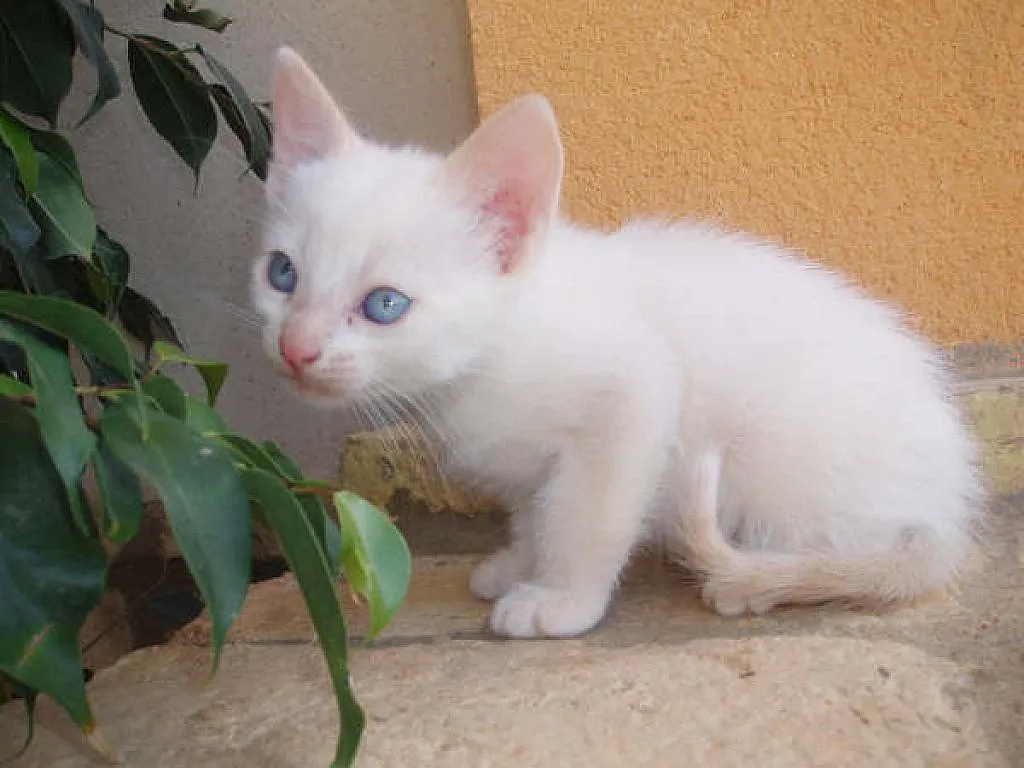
[1,383,134,406]
[102,23,132,40]
[290,484,342,499]
[141,361,163,383]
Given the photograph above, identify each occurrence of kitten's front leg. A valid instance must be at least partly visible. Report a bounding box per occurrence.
[470,508,536,600]
[489,421,664,638]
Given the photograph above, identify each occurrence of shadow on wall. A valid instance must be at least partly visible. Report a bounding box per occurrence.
[67,0,479,478]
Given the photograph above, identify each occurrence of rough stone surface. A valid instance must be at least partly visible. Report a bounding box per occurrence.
[2,495,1021,767]
[339,430,503,518]
[339,429,508,555]
[0,638,1001,768]
[79,590,133,674]
[961,383,1024,495]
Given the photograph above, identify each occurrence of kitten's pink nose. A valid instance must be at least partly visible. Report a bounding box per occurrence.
[279,330,322,373]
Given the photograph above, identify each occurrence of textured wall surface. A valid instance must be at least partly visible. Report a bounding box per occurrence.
[466,0,1023,345]
[72,0,477,476]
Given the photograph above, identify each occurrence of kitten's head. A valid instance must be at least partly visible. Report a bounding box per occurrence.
[254,47,563,408]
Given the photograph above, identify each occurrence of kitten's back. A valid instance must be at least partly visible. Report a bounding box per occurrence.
[535,219,980,551]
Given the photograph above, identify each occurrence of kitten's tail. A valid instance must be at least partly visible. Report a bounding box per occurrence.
[675,451,981,616]
[686,522,978,617]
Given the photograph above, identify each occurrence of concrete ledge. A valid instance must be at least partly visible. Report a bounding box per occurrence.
[954,343,1024,496]
[5,494,1022,767]
[959,382,1024,497]
[338,431,507,555]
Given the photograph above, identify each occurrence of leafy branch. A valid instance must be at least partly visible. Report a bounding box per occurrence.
[0,3,411,767]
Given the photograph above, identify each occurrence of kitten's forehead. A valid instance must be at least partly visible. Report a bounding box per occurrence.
[271,145,446,243]
[263,143,462,297]
[304,145,440,211]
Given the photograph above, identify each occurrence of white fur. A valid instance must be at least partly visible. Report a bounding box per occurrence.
[255,48,983,638]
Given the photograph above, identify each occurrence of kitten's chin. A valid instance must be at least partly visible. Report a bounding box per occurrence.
[295,390,348,409]
[289,377,350,409]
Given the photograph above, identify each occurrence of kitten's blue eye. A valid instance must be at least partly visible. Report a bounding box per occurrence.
[267,251,296,294]
[362,287,411,325]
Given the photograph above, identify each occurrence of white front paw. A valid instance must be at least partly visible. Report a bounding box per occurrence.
[489,582,610,638]
[470,548,530,600]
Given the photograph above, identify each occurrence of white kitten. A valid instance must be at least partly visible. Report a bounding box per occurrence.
[254,48,983,638]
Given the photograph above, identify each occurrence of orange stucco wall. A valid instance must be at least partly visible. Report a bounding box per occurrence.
[466,1,1023,345]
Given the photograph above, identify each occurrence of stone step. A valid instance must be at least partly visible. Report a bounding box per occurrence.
[3,494,1022,768]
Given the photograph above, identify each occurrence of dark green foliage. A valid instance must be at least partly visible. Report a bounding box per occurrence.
[0,397,106,728]
[0,0,74,127]
[127,35,217,180]
[0,5,409,767]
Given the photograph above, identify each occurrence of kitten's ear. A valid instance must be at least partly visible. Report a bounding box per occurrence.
[270,47,357,171]
[443,94,564,273]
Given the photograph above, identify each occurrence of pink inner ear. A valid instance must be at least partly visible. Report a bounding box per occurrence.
[481,184,531,274]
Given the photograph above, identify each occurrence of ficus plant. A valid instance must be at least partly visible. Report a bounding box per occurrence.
[0,2,412,767]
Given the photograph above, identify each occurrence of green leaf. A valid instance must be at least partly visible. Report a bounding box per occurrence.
[0,0,75,126]
[287,476,335,490]
[212,434,341,576]
[184,393,227,434]
[142,371,186,419]
[0,107,37,192]
[91,437,143,543]
[334,491,411,639]
[14,252,102,311]
[53,257,99,308]
[127,36,217,181]
[260,439,301,481]
[91,228,129,314]
[117,287,183,358]
[153,340,227,405]
[299,493,343,582]
[100,402,250,668]
[81,349,132,389]
[0,398,106,730]
[30,148,96,259]
[0,145,40,258]
[215,432,278,471]
[6,245,58,298]
[162,3,233,33]
[26,129,84,191]
[200,47,270,179]
[0,288,135,372]
[0,317,96,533]
[0,291,145,429]
[209,84,269,180]
[242,468,364,767]
[0,239,21,289]
[0,371,29,396]
[53,0,121,124]
[0,291,136,380]
[0,336,25,378]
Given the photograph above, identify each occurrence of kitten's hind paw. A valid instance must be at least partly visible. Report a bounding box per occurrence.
[490,582,610,638]
[701,569,784,617]
[470,548,530,600]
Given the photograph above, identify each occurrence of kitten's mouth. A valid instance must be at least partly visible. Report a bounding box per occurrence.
[289,372,339,399]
